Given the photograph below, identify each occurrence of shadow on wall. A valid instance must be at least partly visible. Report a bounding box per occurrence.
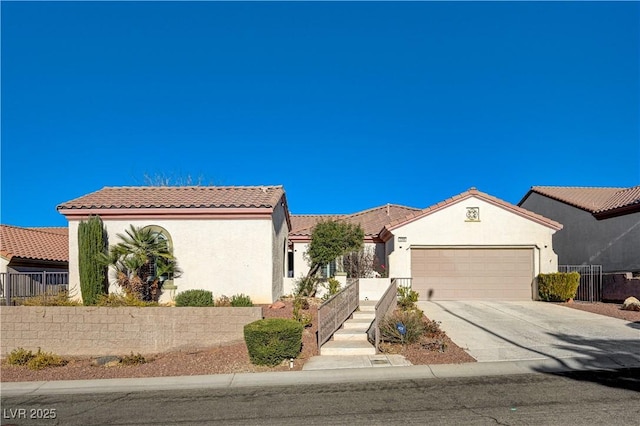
[533,332,640,393]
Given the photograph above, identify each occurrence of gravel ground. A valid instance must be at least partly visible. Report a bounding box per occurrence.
[2,300,637,382]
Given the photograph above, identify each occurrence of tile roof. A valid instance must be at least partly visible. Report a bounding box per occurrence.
[524,185,640,215]
[386,188,563,231]
[0,225,68,263]
[57,186,286,210]
[290,205,421,238]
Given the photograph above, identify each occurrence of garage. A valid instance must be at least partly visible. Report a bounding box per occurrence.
[411,247,534,300]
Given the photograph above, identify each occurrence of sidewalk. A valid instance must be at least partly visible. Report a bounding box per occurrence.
[3,354,640,397]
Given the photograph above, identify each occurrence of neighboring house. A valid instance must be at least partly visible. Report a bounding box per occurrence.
[0,225,68,273]
[57,186,290,304]
[289,188,562,301]
[518,186,640,273]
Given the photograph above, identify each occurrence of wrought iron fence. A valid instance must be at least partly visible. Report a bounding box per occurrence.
[370,279,398,353]
[0,272,69,305]
[317,279,359,348]
[558,265,603,302]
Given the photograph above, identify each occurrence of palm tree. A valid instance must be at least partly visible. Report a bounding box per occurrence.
[102,225,182,301]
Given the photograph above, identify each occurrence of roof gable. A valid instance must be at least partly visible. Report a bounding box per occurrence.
[0,225,68,263]
[385,188,563,233]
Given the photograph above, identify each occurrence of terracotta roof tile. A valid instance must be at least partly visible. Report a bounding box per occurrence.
[57,186,286,210]
[290,204,421,238]
[0,225,68,262]
[386,188,563,231]
[289,215,346,235]
[592,185,640,213]
[526,186,625,212]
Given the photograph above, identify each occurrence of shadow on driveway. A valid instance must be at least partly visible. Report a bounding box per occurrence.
[535,332,640,393]
[433,302,640,392]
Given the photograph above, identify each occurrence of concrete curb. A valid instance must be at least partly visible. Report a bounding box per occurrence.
[3,355,640,397]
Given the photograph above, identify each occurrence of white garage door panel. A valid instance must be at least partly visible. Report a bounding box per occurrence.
[411,248,533,300]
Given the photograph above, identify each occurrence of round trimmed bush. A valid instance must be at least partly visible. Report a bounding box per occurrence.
[244,318,303,366]
[174,289,214,307]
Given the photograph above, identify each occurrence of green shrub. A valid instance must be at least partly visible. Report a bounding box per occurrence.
[397,286,419,310]
[19,291,82,306]
[538,272,580,302]
[292,296,312,327]
[26,349,67,370]
[379,309,428,344]
[293,276,319,298]
[230,293,253,307]
[6,348,35,366]
[174,289,214,307]
[120,352,147,366]
[96,294,159,307]
[244,318,304,366]
[321,278,342,301]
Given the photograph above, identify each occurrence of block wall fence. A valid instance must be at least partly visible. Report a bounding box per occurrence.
[0,306,262,357]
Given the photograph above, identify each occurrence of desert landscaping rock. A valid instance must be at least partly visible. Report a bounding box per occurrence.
[622,296,640,311]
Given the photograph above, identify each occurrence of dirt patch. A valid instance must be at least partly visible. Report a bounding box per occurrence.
[559,300,640,322]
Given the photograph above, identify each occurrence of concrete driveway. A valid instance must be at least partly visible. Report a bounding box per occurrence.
[418,301,640,367]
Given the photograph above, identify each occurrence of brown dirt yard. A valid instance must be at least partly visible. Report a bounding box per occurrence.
[2,300,637,383]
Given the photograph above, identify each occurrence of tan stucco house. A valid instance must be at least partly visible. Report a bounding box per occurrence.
[58,185,562,303]
[57,186,290,304]
[289,188,562,301]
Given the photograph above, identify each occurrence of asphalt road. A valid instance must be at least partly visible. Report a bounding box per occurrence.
[2,369,639,425]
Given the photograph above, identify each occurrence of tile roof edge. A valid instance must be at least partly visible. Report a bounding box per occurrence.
[527,185,629,213]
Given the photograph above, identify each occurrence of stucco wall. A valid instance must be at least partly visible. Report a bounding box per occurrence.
[0,257,9,274]
[68,217,278,305]
[0,306,262,357]
[521,193,640,273]
[387,196,558,278]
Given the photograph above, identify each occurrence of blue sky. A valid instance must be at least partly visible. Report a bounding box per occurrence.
[1,1,638,227]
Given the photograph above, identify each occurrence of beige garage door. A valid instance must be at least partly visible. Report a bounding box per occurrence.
[411,248,534,300]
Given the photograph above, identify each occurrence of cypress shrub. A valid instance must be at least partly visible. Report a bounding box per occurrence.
[538,272,580,302]
[244,318,303,366]
[78,215,108,305]
[174,289,214,307]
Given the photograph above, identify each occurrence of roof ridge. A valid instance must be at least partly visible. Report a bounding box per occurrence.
[532,185,626,190]
[1,224,65,236]
[100,185,284,189]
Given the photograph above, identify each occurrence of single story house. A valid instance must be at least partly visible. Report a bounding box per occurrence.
[289,188,562,301]
[518,185,640,273]
[58,185,561,303]
[57,186,290,304]
[0,225,68,274]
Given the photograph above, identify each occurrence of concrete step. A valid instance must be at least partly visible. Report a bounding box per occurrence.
[358,300,377,312]
[342,318,374,329]
[333,326,370,341]
[320,340,376,356]
[352,311,375,321]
